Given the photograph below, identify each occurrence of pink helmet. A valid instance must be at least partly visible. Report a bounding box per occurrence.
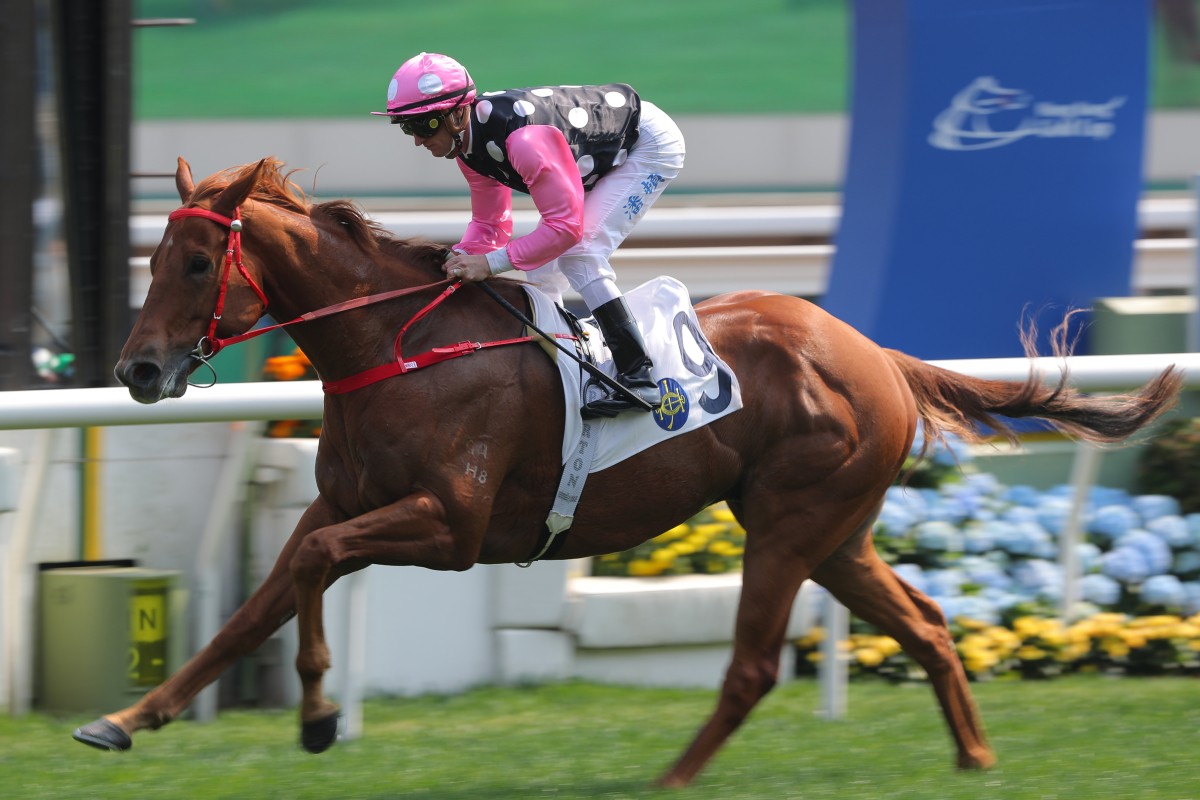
[370,52,476,118]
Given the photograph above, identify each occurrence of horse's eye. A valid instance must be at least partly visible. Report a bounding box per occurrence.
[188,254,212,275]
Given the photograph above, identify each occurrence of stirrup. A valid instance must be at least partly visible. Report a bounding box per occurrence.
[581,381,662,419]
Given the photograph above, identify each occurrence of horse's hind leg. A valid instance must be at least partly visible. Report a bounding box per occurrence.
[656,507,820,788]
[811,531,996,770]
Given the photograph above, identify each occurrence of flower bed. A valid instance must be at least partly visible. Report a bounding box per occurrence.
[796,612,1200,681]
[591,503,745,576]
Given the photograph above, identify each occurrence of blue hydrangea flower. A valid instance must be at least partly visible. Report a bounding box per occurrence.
[1002,485,1042,507]
[1075,542,1103,573]
[891,562,927,594]
[1089,504,1141,543]
[1139,574,1186,609]
[885,486,928,523]
[1113,530,1173,575]
[1132,494,1181,524]
[1091,486,1131,508]
[931,433,974,467]
[1183,581,1200,615]
[962,525,995,555]
[963,471,1002,496]
[1003,521,1052,557]
[1145,515,1192,549]
[1080,573,1122,606]
[1101,546,1151,583]
[1186,514,1200,547]
[1012,559,1062,598]
[982,587,1023,615]
[875,502,916,538]
[924,568,966,597]
[1035,496,1079,536]
[913,520,964,553]
[940,594,998,623]
[926,495,973,526]
[1001,505,1039,525]
[958,555,1013,591]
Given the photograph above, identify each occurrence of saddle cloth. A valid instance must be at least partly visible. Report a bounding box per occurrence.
[524,275,744,473]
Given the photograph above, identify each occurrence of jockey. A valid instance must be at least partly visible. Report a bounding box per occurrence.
[372,52,686,417]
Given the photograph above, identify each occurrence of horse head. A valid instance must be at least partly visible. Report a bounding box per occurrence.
[116,157,276,403]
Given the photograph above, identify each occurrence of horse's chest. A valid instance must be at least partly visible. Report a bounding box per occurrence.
[314,441,416,516]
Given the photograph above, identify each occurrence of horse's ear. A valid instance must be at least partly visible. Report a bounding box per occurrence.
[212,159,266,218]
[175,157,195,203]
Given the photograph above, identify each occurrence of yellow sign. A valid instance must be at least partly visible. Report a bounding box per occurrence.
[129,580,169,686]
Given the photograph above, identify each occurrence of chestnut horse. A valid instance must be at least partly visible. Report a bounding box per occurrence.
[77,157,1181,787]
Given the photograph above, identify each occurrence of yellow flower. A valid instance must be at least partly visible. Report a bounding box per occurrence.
[690,523,728,539]
[626,559,664,577]
[1102,641,1131,659]
[649,548,676,564]
[652,524,690,543]
[709,506,737,523]
[1118,630,1147,650]
[796,628,826,649]
[1017,645,1048,661]
[964,651,999,674]
[854,647,885,668]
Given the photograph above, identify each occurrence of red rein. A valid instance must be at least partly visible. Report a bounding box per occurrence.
[166,205,572,395]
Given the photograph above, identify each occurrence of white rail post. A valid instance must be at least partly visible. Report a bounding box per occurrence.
[1191,171,1199,353]
[1059,442,1102,621]
[817,597,849,720]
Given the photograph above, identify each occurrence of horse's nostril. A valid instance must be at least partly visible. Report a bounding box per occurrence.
[124,361,162,389]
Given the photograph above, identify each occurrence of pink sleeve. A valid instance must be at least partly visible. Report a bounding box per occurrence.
[501,126,585,270]
[453,159,514,255]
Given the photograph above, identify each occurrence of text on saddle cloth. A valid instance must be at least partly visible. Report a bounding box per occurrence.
[522,276,744,536]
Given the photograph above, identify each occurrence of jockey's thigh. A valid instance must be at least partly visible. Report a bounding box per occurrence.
[557,101,687,310]
[523,259,571,306]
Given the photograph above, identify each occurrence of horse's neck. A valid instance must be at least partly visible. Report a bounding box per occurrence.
[257,226,441,382]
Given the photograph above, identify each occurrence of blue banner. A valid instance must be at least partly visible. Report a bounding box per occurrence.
[823,0,1149,359]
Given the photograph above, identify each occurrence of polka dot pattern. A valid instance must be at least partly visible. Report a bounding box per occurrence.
[459,83,642,196]
[417,73,444,96]
[567,107,589,128]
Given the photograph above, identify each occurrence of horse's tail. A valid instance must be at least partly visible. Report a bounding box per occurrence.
[885,314,1184,453]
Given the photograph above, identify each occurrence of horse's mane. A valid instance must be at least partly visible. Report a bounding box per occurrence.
[191,157,449,275]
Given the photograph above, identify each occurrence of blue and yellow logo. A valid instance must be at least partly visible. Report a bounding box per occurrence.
[653,377,689,431]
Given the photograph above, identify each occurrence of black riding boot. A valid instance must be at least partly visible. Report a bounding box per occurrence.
[582,297,662,418]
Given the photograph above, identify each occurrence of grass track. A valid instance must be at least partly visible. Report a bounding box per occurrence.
[3,676,1198,798]
[132,1,1200,119]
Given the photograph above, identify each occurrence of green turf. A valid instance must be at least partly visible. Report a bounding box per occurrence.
[132,1,1200,120]
[3,676,1198,799]
[131,0,849,118]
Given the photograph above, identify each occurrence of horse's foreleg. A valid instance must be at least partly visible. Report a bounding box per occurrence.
[72,497,339,752]
[657,536,809,788]
[288,489,464,754]
[811,532,996,771]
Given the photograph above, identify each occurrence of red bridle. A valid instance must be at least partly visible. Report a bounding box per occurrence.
[166,206,270,358]
[163,203,575,394]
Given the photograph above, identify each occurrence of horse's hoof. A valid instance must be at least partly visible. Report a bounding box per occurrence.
[73,718,132,752]
[300,711,340,754]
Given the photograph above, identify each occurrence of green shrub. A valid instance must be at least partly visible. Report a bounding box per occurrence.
[1138,417,1200,513]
